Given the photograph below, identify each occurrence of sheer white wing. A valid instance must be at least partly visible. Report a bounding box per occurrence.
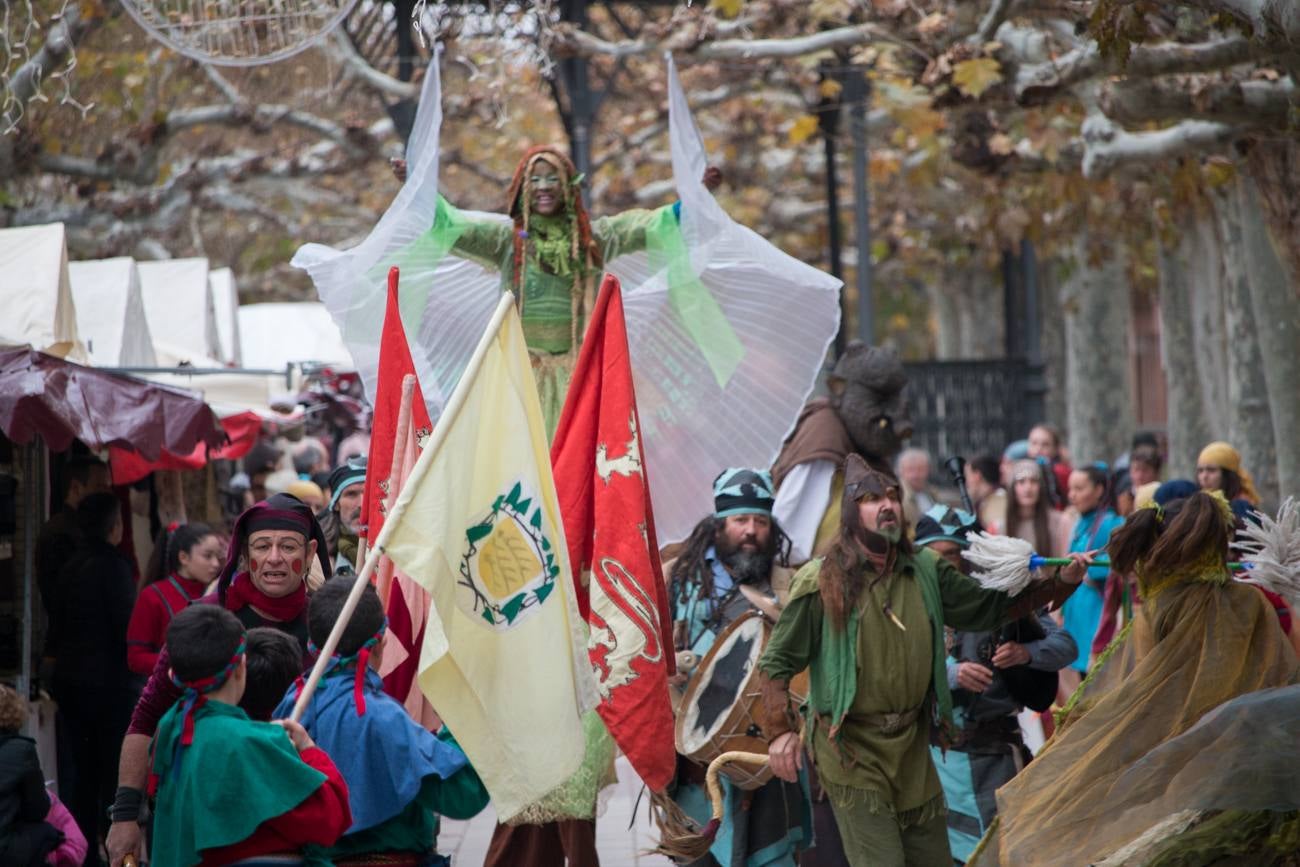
[291,52,503,415]
[609,56,841,542]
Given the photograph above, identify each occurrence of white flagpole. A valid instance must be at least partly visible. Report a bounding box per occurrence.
[291,292,516,722]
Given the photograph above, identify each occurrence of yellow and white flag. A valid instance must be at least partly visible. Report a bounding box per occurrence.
[380,293,598,822]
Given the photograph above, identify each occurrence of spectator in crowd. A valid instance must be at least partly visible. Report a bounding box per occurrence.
[1196,441,1261,523]
[1027,424,1071,509]
[125,522,224,676]
[1060,465,1123,695]
[1115,445,1163,516]
[0,685,64,866]
[337,432,371,466]
[36,457,110,654]
[964,454,1008,535]
[243,442,284,505]
[50,493,137,865]
[915,506,1076,864]
[240,628,306,723]
[1000,439,1029,489]
[286,480,326,512]
[318,459,367,577]
[1005,460,1073,560]
[897,447,939,524]
[291,440,329,480]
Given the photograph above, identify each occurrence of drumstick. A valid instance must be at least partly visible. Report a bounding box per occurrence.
[702,751,771,836]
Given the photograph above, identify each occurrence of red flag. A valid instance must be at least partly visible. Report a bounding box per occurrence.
[551,274,676,792]
[363,267,432,544]
[364,269,438,729]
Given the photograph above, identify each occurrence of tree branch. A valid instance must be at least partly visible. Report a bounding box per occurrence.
[1102,77,1296,127]
[973,0,1018,45]
[1081,114,1245,177]
[164,103,375,156]
[3,3,101,130]
[1012,35,1266,103]
[326,29,419,100]
[549,21,930,64]
[1111,0,1300,44]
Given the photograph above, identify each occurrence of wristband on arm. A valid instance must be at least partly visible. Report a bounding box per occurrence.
[109,786,146,823]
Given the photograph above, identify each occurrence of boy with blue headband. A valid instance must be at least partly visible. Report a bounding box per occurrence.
[276,577,488,866]
[150,605,351,866]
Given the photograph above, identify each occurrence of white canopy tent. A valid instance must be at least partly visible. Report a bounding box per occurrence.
[209,267,242,366]
[0,223,85,359]
[137,258,222,365]
[68,257,158,367]
[238,302,353,370]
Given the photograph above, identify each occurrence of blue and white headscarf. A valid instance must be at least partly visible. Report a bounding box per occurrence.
[712,468,775,518]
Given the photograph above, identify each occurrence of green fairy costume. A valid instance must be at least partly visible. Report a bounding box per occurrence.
[431,145,667,433]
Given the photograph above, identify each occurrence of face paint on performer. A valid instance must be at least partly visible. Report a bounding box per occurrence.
[528,155,565,217]
[247,530,314,598]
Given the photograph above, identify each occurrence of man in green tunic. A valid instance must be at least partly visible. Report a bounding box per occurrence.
[757,455,1091,867]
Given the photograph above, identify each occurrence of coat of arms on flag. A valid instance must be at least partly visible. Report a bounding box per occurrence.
[460,479,563,629]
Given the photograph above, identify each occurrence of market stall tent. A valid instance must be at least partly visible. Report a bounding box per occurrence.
[209,267,242,366]
[0,223,85,360]
[238,302,353,369]
[68,257,159,367]
[137,258,222,364]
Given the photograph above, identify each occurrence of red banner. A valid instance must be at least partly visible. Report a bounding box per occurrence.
[363,267,432,543]
[551,274,676,791]
[365,268,438,730]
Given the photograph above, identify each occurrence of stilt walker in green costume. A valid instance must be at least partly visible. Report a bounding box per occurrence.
[395,146,721,434]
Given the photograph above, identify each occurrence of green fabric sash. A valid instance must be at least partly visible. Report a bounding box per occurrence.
[152,700,327,867]
[646,207,744,388]
[790,551,955,745]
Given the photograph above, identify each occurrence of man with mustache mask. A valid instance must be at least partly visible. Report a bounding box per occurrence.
[758,456,1092,867]
[663,468,811,866]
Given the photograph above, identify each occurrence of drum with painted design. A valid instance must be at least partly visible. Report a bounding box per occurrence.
[674,610,807,789]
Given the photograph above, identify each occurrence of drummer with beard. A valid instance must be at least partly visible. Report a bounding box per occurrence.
[757,456,1092,867]
[663,467,812,867]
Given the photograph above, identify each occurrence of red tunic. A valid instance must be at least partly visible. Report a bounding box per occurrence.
[125,575,210,675]
[197,746,352,865]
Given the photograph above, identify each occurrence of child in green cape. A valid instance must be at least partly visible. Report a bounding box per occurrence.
[149,606,352,866]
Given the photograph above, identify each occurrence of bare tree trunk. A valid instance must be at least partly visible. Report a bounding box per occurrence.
[1216,187,1279,505]
[1246,140,1300,291]
[1237,174,1300,505]
[1062,239,1134,464]
[1157,227,1217,480]
[928,283,963,360]
[1040,259,1069,435]
[1187,213,1230,441]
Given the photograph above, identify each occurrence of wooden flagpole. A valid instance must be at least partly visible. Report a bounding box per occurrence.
[290,292,515,722]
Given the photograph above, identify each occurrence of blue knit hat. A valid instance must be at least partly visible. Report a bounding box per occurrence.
[713,468,775,518]
[328,457,367,510]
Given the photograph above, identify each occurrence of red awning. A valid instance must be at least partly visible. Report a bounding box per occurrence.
[0,346,226,459]
[109,410,262,485]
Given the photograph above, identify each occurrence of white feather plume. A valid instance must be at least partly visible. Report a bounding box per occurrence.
[1235,497,1300,609]
[961,532,1040,595]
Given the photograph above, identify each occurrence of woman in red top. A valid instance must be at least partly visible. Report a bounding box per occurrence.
[125,523,224,675]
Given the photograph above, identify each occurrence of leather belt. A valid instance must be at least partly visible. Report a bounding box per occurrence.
[859,706,921,735]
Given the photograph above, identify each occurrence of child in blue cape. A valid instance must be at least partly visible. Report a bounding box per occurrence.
[276,577,488,866]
